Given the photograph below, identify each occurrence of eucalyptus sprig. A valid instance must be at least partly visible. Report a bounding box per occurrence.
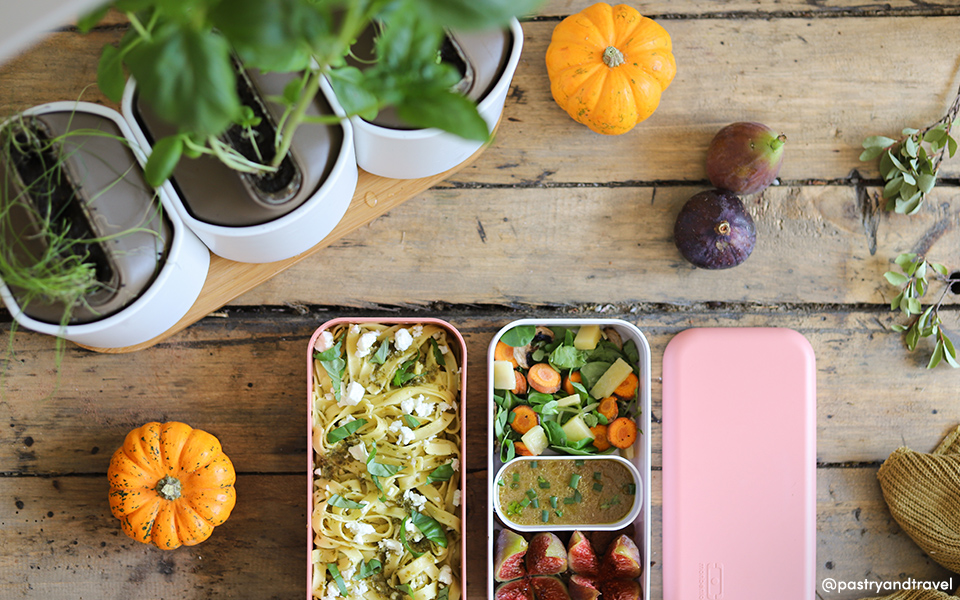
[860,83,960,215]
[884,253,959,369]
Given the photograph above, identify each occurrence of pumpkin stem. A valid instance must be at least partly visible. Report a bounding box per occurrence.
[602,46,625,68]
[716,221,731,236]
[155,475,182,501]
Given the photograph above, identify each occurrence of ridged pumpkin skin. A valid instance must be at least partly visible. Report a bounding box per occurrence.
[108,422,236,550]
[545,3,676,135]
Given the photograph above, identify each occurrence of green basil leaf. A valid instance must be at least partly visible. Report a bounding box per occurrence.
[397,583,415,598]
[356,559,382,580]
[97,44,126,103]
[144,135,183,188]
[393,357,419,387]
[328,493,365,510]
[431,337,446,367]
[125,23,239,137]
[396,89,489,142]
[327,418,367,444]
[326,66,380,118]
[417,0,541,29]
[211,0,328,72]
[370,341,390,365]
[410,510,448,547]
[399,517,424,558]
[404,414,420,428]
[316,341,346,402]
[327,564,348,595]
[367,444,403,478]
[77,3,110,34]
[427,463,455,484]
[501,326,536,348]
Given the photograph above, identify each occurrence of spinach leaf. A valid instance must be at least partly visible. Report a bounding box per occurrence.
[543,420,567,447]
[579,361,611,393]
[393,357,419,387]
[587,341,625,365]
[527,391,554,405]
[356,559,382,580]
[427,463,455,484]
[500,326,535,347]
[623,340,640,366]
[570,381,591,403]
[549,344,586,371]
[430,337,446,367]
[326,418,366,444]
[399,517,424,558]
[326,564,347,595]
[315,341,346,402]
[370,341,390,365]
[500,439,516,463]
[328,494,365,510]
[410,511,448,547]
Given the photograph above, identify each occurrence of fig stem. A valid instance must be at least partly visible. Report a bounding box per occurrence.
[716,221,731,236]
[771,134,787,151]
[603,46,625,68]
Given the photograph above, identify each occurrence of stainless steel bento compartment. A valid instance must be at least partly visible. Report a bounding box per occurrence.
[487,319,652,600]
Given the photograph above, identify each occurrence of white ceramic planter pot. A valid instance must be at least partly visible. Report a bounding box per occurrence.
[351,18,524,179]
[0,101,210,348]
[123,75,358,264]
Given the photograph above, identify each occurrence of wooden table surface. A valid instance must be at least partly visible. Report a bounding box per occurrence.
[2,2,960,599]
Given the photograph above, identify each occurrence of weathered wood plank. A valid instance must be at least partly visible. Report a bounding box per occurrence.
[2,310,959,476]
[1,468,950,599]
[3,18,959,186]
[537,0,960,17]
[231,185,960,307]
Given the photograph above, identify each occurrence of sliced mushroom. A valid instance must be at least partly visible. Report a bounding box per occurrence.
[513,326,556,369]
[603,327,623,350]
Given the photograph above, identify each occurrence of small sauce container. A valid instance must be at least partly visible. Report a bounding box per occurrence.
[493,455,642,532]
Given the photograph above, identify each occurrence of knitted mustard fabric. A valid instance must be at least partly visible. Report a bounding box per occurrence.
[877,426,960,574]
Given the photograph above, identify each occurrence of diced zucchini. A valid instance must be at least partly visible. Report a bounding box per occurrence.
[521,425,549,456]
[561,415,594,444]
[589,358,633,399]
[493,360,517,389]
[556,395,581,408]
[573,325,602,350]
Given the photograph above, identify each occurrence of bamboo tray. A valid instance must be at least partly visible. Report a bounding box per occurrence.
[83,145,485,354]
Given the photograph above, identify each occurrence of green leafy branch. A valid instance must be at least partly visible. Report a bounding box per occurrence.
[860,82,960,215]
[884,253,959,369]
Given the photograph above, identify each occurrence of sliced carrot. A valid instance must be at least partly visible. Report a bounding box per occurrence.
[613,372,639,399]
[514,441,534,456]
[608,417,637,449]
[495,341,519,368]
[562,371,582,395]
[590,425,611,452]
[510,405,539,435]
[528,363,561,394]
[510,371,528,396]
[598,397,619,422]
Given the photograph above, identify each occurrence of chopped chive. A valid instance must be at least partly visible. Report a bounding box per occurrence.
[538,476,550,489]
[530,461,538,469]
[563,496,576,505]
[593,471,602,481]
[625,483,636,495]
[542,510,550,523]
[526,489,537,499]
[497,478,504,487]
[574,490,582,503]
[531,498,540,508]
[601,495,622,510]
[520,498,530,508]
[575,459,585,467]
[569,474,581,489]
[593,482,604,492]
[513,473,520,482]
[510,482,519,489]
[550,496,558,509]
[555,510,563,517]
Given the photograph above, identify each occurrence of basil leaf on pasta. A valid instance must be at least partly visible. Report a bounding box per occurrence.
[431,337,446,367]
[370,341,390,365]
[399,517,424,558]
[326,564,347,595]
[316,341,346,402]
[427,463,455,484]
[356,559,381,580]
[327,418,366,444]
[328,494,365,510]
[411,510,448,548]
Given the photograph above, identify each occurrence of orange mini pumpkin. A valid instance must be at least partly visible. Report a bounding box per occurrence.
[545,3,676,135]
[108,421,236,550]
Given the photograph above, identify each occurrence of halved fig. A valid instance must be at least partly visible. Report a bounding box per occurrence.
[568,574,601,600]
[496,579,535,600]
[530,576,572,600]
[599,579,642,600]
[567,531,599,577]
[526,532,568,576]
[495,528,528,582]
[600,535,642,580]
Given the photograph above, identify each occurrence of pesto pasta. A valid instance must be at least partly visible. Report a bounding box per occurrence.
[311,322,462,600]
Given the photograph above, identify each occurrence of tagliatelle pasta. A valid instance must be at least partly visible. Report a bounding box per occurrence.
[311,322,462,600]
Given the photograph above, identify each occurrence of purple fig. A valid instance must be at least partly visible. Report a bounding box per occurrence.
[567,531,599,577]
[599,578,643,600]
[706,121,785,195]
[496,579,535,600]
[568,574,601,600]
[495,528,528,582]
[674,189,756,269]
[530,576,572,600]
[526,532,568,576]
[600,535,642,580]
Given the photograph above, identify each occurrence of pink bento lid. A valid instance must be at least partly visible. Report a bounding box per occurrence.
[662,328,816,600]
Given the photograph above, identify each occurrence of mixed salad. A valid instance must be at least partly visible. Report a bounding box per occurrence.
[492,324,642,463]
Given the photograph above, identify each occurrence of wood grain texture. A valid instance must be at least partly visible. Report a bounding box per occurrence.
[232,185,960,307]
[3,312,959,474]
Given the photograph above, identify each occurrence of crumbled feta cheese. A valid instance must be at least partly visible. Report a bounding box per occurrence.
[451,459,460,472]
[403,489,427,510]
[350,324,360,334]
[405,519,423,542]
[353,579,368,596]
[322,581,340,600]
[314,331,335,352]
[438,402,452,413]
[401,394,434,418]
[348,442,368,462]
[379,539,403,554]
[324,392,335,403]
[394,328,413,351]
[439,344,449,355]
[314,467,322,477]
[398,426,416,445]
[339,382,365,407]
[345,521,375,543]
[355,331,378,357]
[412,325,423,338]
[453,490,461,507]
[438,565,453,585]
[388,421,402,433]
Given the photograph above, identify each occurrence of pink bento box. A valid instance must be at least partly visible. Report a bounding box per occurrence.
[306,317,468,600]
